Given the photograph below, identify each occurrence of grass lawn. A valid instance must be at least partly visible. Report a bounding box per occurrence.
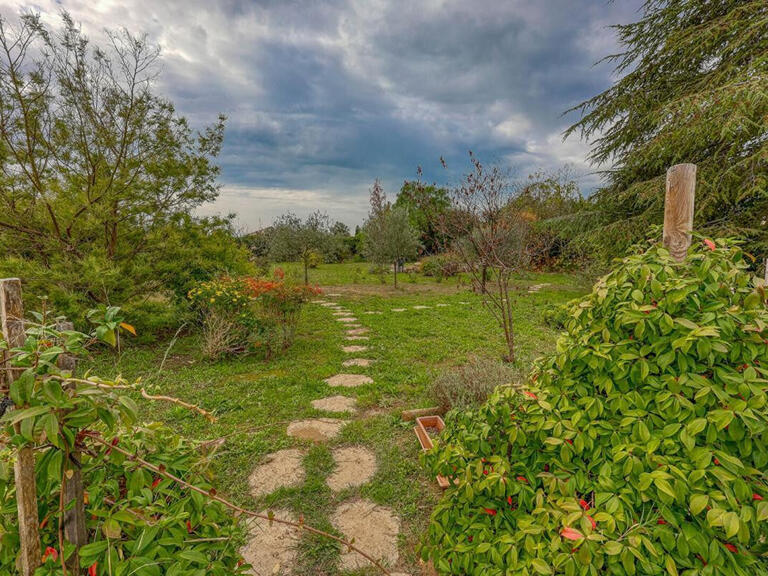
[91,263,590,575]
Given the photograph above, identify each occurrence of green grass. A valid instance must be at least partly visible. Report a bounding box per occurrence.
[90,263,590,574]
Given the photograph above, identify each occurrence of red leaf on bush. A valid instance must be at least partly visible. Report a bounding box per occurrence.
[714,457,720,466]
[186,520,193,533]
[483,469,488,475]
[725,543,738,553]
[587,515,597,530]
[523,390,538,400]
[565,439,573,445]
[516,476,528,484]
[88,562,98,576]
[657,518,667,525]
[507,496,513,505]
[151,477,161,490]
[560,527,583,541]
[753,493,763,501]
[579,499,589,510]
[42,547,58,562]
[482,508,497,516]
[704,238,716,251]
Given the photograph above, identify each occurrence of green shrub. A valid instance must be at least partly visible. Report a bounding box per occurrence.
[542,302,570,330]
[0,311,247,575]
[421,253,462,278]
[423,238,768,575]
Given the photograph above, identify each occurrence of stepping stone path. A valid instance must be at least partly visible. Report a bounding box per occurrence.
[413,305,430,310]
[325,373,373,388]
[342,345,368,353]
[245,296,408,573]
[342,358,372,367]
[346,327,369,336]
[248,449,305,498]
[364,311,383,315]
[241,509,300,575]
[286,418,346,442]
[312,395,358,413]
[327,446,377,491]
[528,283,551,293]
[332,499,401,571]
[436,303,449,307]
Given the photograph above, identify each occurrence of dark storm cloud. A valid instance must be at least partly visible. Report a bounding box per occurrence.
[3,0,643,228]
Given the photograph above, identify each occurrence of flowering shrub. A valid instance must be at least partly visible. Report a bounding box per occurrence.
[243,275,320,356]
[0,311,247,575]
[188,273,320,359]
[188,277,256,358]
[423,239,768,575]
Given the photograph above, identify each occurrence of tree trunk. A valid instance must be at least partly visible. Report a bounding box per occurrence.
[303,257,309,285]
[393,261,398,288]
[481,265,488,293]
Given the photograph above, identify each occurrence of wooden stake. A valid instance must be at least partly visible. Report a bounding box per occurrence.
[0,279,41,576]
[663,164,697,262]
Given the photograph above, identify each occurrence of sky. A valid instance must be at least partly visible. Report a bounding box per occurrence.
[5,0,643,231]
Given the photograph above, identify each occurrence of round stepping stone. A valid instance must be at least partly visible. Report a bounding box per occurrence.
[458,301,470,304]
[413,305,430,310]
[241,509,300,575]
[327,293,342,297]
[332,499,400,571]
[345,336,369,341]
[337,317,358,323]
[327,446,377,491]
[363,311,383,315]
[248,449,305,498]
[311,300,328,304]
[346,328,369,336]
[325,374,373,388]
[312,395,358,413]
[320,302,337,307]
[436,303,449,307]
[391,308,406,312]
[332,311,353,316]
[286,418,346,442]
[342,358,372,367]
[342,345,368,352]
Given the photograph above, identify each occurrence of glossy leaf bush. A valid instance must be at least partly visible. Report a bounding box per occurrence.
[0,314,247,575]
[423,239,768,575]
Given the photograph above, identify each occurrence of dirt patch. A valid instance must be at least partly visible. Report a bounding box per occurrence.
[337,317,358,323]
[332,499,400,571]
[327,446,377,491]
[342,345,368,352]
[241,509,300,575]
[325,373,373,387]
[345,336,370,341]
[248,449,305,498]
[342,358,372,367]
[346,327,369,336]
[286,418,347,442]
[312,395,358,413]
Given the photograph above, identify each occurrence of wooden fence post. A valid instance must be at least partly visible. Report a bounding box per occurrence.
[663,164,697,262]
[55,320,87,571]
[0,279,41,576]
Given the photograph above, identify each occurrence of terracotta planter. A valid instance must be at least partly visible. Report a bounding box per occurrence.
[414,415,451,489]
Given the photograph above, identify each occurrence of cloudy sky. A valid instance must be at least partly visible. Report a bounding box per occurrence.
[6,0,642,231]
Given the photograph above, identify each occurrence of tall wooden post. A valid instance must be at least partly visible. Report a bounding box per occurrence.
[0,279,41,576]
[663,164,697,262]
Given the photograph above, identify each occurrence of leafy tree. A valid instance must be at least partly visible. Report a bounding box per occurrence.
[566,0,768,263]
[363,179,420,288]
[0,13,245,320]
[395,180,450,254]
[424,238,768,575]
[268,211,331,284]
